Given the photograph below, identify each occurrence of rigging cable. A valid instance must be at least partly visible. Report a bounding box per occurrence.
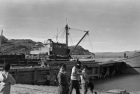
[70,27,86,32]
[69,32,74,46]
[52,27,65,43]
[58,28,66,43]
[87,33,95,55]
[55,28,59,42]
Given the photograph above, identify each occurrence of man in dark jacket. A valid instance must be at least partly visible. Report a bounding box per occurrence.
[57,64,69,94]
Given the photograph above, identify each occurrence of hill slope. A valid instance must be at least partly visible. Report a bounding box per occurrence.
[0,36,92,55]
[69,45,94,55]
[0,36,43,54]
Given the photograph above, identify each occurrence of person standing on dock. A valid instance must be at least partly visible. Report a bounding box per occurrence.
[81,65,94,94]
[0,63,16,94]
[69,61,82,94]
[57,64,69,94]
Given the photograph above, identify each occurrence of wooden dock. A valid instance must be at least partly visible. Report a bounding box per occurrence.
[4,60,130,86]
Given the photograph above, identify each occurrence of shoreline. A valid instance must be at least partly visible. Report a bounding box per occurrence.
[11,84,140,94]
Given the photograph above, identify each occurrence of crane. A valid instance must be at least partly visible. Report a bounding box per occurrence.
[72,31,89,51]
[64,24,89,54]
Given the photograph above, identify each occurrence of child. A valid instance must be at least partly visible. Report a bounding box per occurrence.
[0,63,16,94]
[81,65,94,94]
[87,77,94,94]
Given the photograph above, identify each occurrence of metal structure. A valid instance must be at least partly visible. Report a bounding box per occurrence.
[65,24,70,47]
[65,24,89,54]
[72,31,89,53]
[0,29,3,54]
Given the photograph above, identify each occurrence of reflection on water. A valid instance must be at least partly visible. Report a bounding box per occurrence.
[94,74,140,92]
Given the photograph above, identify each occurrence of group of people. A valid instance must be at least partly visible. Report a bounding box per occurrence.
[0,61,94,94]
[57,61,95,94]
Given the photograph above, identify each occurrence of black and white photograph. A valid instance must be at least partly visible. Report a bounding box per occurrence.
[0,0,140,94]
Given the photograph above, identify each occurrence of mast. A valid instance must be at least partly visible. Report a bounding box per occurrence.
[65,24,70,47]
[0,29,3,54]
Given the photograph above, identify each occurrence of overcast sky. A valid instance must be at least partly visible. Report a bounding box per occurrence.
[0,0,140,52]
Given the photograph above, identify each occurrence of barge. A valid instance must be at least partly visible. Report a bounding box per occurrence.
[0,24,134,86]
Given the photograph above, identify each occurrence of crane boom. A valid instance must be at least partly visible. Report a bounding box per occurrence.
[64,24,89,55]
[71,31,89,53]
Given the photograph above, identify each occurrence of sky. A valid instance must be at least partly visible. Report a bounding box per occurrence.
[0,0,140,52]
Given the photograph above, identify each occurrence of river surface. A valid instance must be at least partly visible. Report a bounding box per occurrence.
[94,74,140,92]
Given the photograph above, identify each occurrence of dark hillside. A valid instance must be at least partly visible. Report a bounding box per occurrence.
[0,36,93,55]
[1,35,137,56]
[0,36,43,54]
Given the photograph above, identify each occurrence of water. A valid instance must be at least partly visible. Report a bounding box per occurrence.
[94,74,140,92]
